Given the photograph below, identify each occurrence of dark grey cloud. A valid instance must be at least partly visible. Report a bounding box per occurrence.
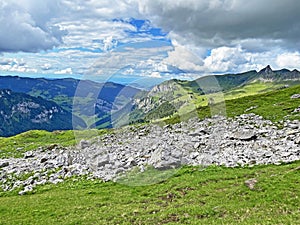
[139,0,300,51]
[0,0,67,53]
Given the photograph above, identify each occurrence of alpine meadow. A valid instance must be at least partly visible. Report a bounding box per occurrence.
[1,1,300,224]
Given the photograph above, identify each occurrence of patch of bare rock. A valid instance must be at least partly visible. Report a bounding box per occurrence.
[1,113,300,195]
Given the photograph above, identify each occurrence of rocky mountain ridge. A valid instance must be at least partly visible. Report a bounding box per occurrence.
[257,65,300,82]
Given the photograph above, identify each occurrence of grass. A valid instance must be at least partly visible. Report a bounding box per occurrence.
[0,129,111,159]
[223,81,283,100]
[0,161,299,224]
[222,83,300,122]
[165,83,300,124]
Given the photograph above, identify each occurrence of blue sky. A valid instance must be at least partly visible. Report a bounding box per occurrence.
[1,0,300,87]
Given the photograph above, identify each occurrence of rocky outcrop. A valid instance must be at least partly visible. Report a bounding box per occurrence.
[258,65,273,75]
[291,94,300,99]
[1,113,300,194]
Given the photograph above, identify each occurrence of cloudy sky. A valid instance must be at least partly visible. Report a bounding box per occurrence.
[1,0,300,85]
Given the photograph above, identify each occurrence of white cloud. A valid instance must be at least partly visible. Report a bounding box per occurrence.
[149,72,162,78]
[200,46,291,73]
[0,57,38,73]
[203,46,248,72]
[86,43,173,80]
[0,0,67,52]
[162,44,204,72]
[124,67,135,75]
[276,52,300,69]
[103,36,118,52]
[0,58,13,65]
[154,63,169,73]
[41,63,52,70]
[54,67,73,74]
[59,19,137,50]
[62,0,140,20]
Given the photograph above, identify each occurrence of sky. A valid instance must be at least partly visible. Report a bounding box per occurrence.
[1,0,300,86]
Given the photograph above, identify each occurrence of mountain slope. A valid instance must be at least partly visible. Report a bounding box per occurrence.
[0,76,141,129]
[0,89,86,137]
[128,66,300,123]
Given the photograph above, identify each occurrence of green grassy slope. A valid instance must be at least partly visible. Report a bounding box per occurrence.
[1,162,299,224]
[133,69,300,124]
[165,83,300,124]
[183,70,258,93]
[0,129,111,158]
[213,83,300,122]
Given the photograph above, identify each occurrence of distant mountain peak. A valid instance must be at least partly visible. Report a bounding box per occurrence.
[259,65,273,74]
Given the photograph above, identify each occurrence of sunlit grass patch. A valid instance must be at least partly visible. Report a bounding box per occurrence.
[0,162,299,224]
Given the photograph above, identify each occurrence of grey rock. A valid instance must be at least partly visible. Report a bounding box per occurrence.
[49,178,63,185]
[291,94,300,99]
[24,151,34,159]
[155,156,181,170]
[294,137,300,144]
[0,161,9,168]
[294,107,300,113]
[190,152,199,159]
[79,140,90,149]
[245,179,258,190]
[171,149,182,159]
[18,185,34,195]
[126,157,137,167]
[2,113,300,193]
[231,129,257,141]
[96,155,110,168]
[40,157,48,163]
[288,123,299,129]
[194,142,201,149]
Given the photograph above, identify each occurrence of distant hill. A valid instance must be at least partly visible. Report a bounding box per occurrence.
[0,89,86,137]
[185,65,300,94]
[127,66,300,123]
[0,76,141,130]
[0,76,138,99]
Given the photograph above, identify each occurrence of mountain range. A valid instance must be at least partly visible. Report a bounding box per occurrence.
[0,76,140,136]
[1,65,300,136]
[127,65,300,123]
[0,89,86,137]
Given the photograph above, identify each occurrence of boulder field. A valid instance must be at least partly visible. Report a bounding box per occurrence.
[1,113,300,195]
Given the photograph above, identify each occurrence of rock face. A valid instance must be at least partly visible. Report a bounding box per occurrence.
[1,113,300,194]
